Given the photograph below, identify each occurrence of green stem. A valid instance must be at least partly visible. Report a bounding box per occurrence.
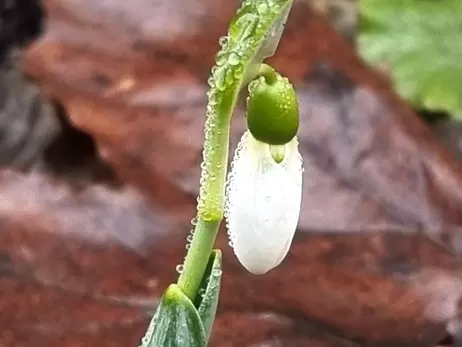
[177,218,220,300]
[176,0,294,302]
[177,81,239,301]
[177,60,241,297]
[258,64,278,85]
[177,67,264,301]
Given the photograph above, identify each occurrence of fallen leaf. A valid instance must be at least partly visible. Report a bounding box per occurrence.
[3,0,461,346]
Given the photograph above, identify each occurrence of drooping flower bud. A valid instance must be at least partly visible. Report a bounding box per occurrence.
[225,131,303,274]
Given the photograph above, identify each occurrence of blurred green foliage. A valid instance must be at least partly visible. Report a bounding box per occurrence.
[358,0,462,118]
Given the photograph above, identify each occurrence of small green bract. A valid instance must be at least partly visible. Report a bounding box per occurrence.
[358,0,462,118]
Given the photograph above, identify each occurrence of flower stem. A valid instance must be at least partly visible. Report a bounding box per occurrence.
[177,218,220,300]
[258,64,278,85]
[177,82,238,301]
[176,0,295,302]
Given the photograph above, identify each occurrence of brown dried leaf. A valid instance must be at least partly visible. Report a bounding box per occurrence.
[6,0,462,346]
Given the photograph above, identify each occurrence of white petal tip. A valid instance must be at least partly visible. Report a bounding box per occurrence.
[236,247,292,275]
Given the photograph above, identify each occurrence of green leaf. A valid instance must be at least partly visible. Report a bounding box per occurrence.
[195,249,222,342]
[140,284,206,347]
[140,250,222,347]
[358,0,462,117]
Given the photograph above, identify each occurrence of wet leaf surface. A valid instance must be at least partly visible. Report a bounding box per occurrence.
[358,0,462,117]
[0,0,461,346]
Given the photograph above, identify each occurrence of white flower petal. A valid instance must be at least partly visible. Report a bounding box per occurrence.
[225,131,303,274]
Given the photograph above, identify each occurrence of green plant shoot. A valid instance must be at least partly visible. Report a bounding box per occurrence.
[140,0,303,345]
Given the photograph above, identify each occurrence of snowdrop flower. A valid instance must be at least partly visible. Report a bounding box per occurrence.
[225,71,303,275]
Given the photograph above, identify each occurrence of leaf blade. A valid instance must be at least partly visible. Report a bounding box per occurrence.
[196,249,222,342]
[141,284,206,347]
[358,0,462,116]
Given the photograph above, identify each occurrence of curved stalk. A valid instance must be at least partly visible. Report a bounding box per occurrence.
[177,0,294,301]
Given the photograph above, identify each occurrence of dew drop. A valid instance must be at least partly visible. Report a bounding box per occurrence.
[139,310,159,347]
[233,65,244,79]
[212,268,223,277]
[257,2,268,13]
[176,264,184,274]
[228,52,240,66]
[215,53,227,66]
[214,72,227,92]
[198,287,206,297]
[218,36,228,47]
[187,234,194,242]
[185,244,191,250]
[140,336,149,347]
[209,96,218,106]
[224,70,235,87]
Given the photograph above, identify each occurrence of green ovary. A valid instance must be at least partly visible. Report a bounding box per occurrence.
[246,73,299,145]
